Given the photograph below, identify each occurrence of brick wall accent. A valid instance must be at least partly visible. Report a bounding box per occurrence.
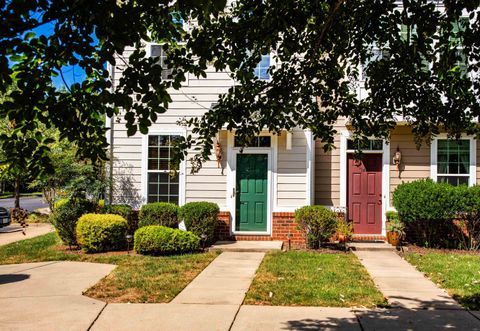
[215,211,233,241]
[214,210,352,249]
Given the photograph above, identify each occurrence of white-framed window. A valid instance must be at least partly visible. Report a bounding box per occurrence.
[360,49,390,81]
[431,137,476,186]
[149,44,173,80]
[255,54,271,80]
[146,134,182,204]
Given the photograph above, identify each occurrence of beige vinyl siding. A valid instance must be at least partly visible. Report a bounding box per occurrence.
[276,129,309,208]
[314,119,346,206]
[185,130,228,208]
[389,126,430,202]
[111,49,232,207]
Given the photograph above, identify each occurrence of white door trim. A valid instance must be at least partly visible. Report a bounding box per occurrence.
[339,131,390,236]
[226,132,275,236]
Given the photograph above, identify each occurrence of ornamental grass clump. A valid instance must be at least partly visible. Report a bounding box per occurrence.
[76,213,128,253]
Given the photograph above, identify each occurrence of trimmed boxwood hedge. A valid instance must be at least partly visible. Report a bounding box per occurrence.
[76,213,128,253]
[102,204,137,234]
[295,205,337,248]
[179,202,219,245]
[134,225,200,255]
[393,179,480,249]
[138,202,179,228]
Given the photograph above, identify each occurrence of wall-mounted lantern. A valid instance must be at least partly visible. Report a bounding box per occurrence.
[393,146,402,170]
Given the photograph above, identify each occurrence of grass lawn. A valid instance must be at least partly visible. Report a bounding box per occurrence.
[0,232,219,303]
[244,250,387,308]
[404,248,480,310]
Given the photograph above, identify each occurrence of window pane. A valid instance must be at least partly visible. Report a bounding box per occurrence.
[234,136,271,148]
[438,176,469,186]
[148,159,159,170]
[258,136,271,147]
[347,139,382,151]
[158,184,169,195]
[158,159,169,171]
[169,195,179,204]
[370,140,383,150]
[159,147,169,159]
[255,54,270,80]
[149,136,158,146]
[436,139,470,175]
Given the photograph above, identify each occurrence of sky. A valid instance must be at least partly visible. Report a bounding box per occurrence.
[33,23,88,88]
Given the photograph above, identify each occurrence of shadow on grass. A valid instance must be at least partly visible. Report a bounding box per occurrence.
[453,293,480,311]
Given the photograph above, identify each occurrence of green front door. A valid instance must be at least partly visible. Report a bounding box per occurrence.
[236,154,268,232]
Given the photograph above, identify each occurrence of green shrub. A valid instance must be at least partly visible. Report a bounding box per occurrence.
[295,206,337,248]
[50,198,96,246]
[138,202,179,228]
[102,204,137,234]
[179,202,219,245]
[53,198,69,211]
[76,213,128,253]
[453,185,480,250]
[134,225,200,255]
[393,179,459,248]
[385,211,399,222]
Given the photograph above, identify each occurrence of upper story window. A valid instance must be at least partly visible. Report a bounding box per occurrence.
[147,135,181,204]
[360,49,390,81]
[150,44,173,80]
[436,139,471,186]
[254,54,271,80]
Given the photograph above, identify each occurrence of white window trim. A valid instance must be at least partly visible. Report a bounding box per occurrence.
[141,129,187,207]
[430,134,476,186]
[226,131,277,236]
[340,131,390,236]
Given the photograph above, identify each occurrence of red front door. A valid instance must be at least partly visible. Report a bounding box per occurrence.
[347,154,382,234]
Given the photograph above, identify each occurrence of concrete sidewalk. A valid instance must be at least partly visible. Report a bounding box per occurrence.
[0,223,54,246]
[0,261,115,331]
[353,250,461,309]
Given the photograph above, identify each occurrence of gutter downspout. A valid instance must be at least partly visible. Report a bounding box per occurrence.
[107,62,115,205]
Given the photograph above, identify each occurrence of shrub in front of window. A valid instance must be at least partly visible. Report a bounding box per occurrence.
[295,206,337,249]
[138,202,179,228]
[392,179,458,248]
[179,202,219,245]
[76,214,128,253]
[102,204,137,234]
[134,225,200,255]
[50,198,96,246]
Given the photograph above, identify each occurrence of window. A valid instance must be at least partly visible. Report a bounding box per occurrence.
[150,44,173,80]
[147,135,181,204]
[234,136,271,147]
[360,49,390,81]
[347,139,383,151]
[254,54,270,80]
[436,139,471,186]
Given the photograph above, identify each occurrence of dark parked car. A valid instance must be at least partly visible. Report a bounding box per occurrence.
[0,207,10,227]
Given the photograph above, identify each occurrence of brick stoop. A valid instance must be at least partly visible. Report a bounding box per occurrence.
[352,234,387,242]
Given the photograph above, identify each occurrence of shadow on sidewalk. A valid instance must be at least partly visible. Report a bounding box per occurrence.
[0,274,30,285]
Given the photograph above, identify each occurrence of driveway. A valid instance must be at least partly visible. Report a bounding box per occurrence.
[0,261,115,331]
[0,196,48,212]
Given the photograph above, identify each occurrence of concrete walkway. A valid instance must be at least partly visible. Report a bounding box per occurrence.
[353,250,461,309]
[0,261,115,331]
[0,223,54,246]
[93,252,265,330]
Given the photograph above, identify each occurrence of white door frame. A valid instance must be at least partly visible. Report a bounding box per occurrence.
[339,131,390,236]
[226,132,276,235]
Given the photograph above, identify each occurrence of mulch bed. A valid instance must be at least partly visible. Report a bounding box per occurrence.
[54,245,137,256]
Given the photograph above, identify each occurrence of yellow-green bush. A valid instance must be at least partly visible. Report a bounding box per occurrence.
[76,213,128,253]
[134,225,200,255]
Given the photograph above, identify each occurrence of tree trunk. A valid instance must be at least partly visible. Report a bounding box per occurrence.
[14,176,20,209]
